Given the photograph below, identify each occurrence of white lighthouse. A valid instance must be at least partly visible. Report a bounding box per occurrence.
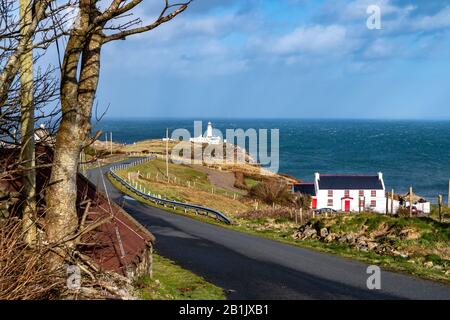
[190,121,225,145]
[206,121,213,138]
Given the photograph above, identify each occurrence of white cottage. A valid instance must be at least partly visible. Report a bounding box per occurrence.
[294,172,387,213]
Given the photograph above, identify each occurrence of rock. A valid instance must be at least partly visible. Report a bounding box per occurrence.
[302,228,317,239]
[367,242,379,251]
[346,234,356,244]
[320,228,328,238]
[391,250,409,258]
[292,231,303,239]
[356,237,368,247]
[375,244,394,254]
[399,228,421,240]
[424,261,434,268]
[324,233,336,243]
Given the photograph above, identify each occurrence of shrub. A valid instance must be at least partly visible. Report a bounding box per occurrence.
[233,171,248,190]
[248,180,294,206]
[293,193,311,210]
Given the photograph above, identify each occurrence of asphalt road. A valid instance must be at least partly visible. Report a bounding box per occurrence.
[87,159,450,300]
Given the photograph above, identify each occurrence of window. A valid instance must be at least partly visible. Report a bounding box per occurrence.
[359,190,364,197]
[371,190,377,197]
[344,190,350,197]
[359,199,365,207]
[327,198,333,207]
[370,200,376,207]
[328,190,333,197]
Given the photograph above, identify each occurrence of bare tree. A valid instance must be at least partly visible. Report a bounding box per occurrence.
[45,0,192,260]
[1,0,77,244]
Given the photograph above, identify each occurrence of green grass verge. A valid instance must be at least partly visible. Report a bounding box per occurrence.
[135,253,225,300]
[109,174,450,285]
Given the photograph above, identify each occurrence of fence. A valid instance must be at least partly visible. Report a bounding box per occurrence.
[109,157,231,224]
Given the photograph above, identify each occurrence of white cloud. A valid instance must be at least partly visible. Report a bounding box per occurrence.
[413,6,450,31]
[271,25,350,55]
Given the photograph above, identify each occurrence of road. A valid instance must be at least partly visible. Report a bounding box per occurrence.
[87,159,450,300]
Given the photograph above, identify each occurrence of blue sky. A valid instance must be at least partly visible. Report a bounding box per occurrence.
[95,0,450,119]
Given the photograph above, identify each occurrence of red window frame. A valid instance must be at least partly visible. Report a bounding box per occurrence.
[371,190,376,197]
[327,198,333,207]
[344,190,350,197]
[370,200,376,207]
[359,190,364,197]
[328,190,333,197]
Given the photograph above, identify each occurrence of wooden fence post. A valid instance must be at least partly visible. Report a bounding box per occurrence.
[438,194,443,223]
[448,180,450,208]
[391,189,394,214]
[409,186,413,218]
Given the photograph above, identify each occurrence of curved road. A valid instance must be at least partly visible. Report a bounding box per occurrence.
[87,159,450,300]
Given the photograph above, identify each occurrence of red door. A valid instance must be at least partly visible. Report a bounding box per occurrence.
[312,198,317,209]
[345,200,351,212]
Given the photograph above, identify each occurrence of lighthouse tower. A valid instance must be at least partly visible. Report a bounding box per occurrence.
[206,121,213,138]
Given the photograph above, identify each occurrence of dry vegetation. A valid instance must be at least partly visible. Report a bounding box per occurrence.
[0,218,64,300]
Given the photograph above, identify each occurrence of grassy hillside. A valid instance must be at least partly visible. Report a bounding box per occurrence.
[116,158,255,215]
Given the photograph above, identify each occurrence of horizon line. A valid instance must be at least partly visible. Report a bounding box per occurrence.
[98,116,450,121]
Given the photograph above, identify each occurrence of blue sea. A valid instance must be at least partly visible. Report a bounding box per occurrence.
[93,119,450,201]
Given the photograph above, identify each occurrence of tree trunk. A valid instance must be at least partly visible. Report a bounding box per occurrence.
[45,10,102,253]
[20,0,37,246]
[45,121,80,244]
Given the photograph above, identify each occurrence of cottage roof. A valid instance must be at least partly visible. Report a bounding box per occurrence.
[293,183,316,196]
[317,174,383,190]
[399,191,428,203]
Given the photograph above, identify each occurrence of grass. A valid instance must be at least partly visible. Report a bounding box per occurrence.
[135,253,225,300]
[121,140,179,154]
[116,158,255,215]
[244,177,260,188]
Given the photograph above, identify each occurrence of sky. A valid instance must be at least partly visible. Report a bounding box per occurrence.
[92,0,450,119]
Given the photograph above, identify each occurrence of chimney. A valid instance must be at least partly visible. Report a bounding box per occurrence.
[378,172,383,181]
[315,172,320,182]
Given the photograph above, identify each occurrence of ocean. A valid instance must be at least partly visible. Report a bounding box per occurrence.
[93,118,450,201]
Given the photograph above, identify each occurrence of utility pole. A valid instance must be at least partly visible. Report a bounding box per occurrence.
[409,186,413,218]
[20,0,36,245]
[438,194,443,223]
[110,131,113,155]
[165,128,169,182]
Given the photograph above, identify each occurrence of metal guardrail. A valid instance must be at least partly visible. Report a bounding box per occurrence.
[109,157,231,224]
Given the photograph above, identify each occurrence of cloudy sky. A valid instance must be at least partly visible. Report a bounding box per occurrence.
[95,0,450,119]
